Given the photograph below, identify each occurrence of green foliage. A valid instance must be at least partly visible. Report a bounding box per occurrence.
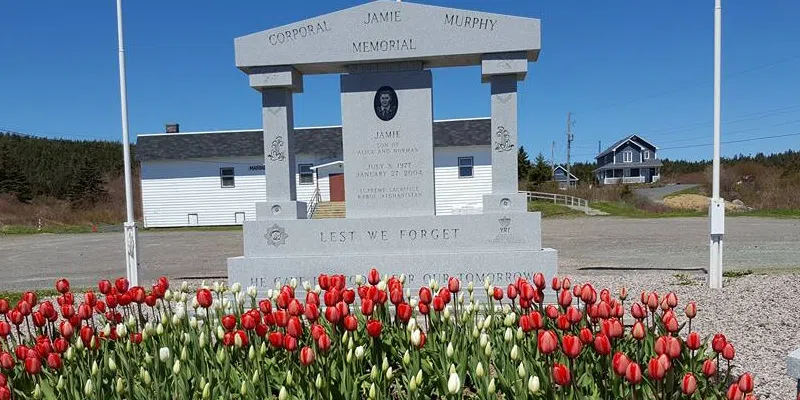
[529,153,551,186]
[723,269,753,278]
[518,146,533,183]
[68,160,108,209]
[0,132,130,201]
[662,150,800,177]
[0,224,93,235]
[527,201,583,217]
[591,201,705,218]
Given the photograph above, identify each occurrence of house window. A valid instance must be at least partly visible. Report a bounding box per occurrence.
[458,157,474,178]
[643,150,650,160]
[220,168,235,188]
[630,168,640,177]
[622,151,633,163]
[299,164,314,185]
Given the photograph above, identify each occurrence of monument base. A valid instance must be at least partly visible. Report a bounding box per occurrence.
[228,248,557,294]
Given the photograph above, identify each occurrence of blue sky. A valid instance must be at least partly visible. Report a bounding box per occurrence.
[1,1,799,163]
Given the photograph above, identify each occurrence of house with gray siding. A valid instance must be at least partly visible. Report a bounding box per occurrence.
[552,165,578,189]
[593,135,662,184]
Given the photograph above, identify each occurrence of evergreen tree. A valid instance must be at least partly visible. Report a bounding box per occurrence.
[529,153,552,185]
[518,146,533,182]
[0,145,33,202]
[68,160,108,209]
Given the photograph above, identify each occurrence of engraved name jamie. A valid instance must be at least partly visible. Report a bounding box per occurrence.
[364,11,401,24]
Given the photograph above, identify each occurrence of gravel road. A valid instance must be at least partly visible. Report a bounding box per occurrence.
[635,183,699,201]
[0,217,797,291]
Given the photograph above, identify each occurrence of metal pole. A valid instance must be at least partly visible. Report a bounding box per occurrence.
[565,112,573,189]
[709,0,724,289]
[116,0,140,286]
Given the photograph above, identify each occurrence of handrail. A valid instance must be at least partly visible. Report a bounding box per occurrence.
[519,191,591,214]
[306,188,322,219]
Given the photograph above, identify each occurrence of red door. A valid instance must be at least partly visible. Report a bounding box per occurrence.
[329,173,345,201]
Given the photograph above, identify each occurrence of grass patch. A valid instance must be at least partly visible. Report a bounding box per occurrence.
[0,224,93,235]
[0,289,62,305]
[527,201,584,218]
[591,201,705,218]
[142,225,243,233]
[723,269,753,278]
[673,273,697,286]
[730,209,800,218]
[663,185,703,198]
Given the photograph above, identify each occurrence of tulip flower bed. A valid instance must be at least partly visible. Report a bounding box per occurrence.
[0,270,759,399]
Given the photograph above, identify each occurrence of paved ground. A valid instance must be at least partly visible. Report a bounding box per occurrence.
[634,183,699,202]
[0,217,798,291]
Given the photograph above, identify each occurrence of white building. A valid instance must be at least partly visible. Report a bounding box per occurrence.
[136,118,496,227]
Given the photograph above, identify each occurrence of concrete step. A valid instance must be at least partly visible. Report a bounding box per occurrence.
[312,202,346,219]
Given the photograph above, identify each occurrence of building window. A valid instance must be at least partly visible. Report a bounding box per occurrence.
[299,164,314,185]
[623,151,633,163]
[630,168,640,177]
[643,150,650,160]
[458,157,474,178]
[220,167,235,188]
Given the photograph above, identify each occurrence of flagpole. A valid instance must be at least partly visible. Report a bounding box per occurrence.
[709,0,724,289]
[116,0,140,285]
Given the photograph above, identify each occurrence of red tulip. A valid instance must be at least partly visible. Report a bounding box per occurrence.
[0,372,5,387]
[254,323,268,337]
[601,318,624,339]
[241,314,257,330]
[703,359,717,377]
[612,352,630,377]
[597,301,611,319]
[317,333,331,352]
[390,289,403,305]
[46,353,62,370]
[561,335,582,359]
[631,303,646,320]
[545,305,559,320]
[654,336,668,356]
[0,352,13,369]
[663,314,679,333]
[310,324,325,341]
[130,333,142,344]
[538,330,558,355]
[0,322,9,339]
[366,319,382,338]
[77,303,92,320]
[646,292,658,311]
[299,346,315,366]
[283,335,298,352]
[432,296,445,312]
[0,386,10,400]
[82,291,96,308]
[738,373,753,393]
[221,315,237,331]
[685,301,697,319]
[712,333,727,353]
[447,277,460,293]
[302,303,319,322]
[24,356,41,375]
[625,362,642,385]
[519,283,534,301]
[268,332,283,348]
[98,280,112,295]
[360,298,374,316]
[287,298,303,316]
[396,303,412,322]
[551,277,561,291]
[53,338,68,354]
[79,326,94,347]
[21,292,37,308]
[594,333,611,356]
[619,287,628,301]
[727,383,743,400]
[118,293,131,307]
[115,277,129,293]
[722,343,735,360]
[665,292,678,308]
[367,268,380,286]
[686,332,701,350]
[506,284,517,300]
[552,363,571,386]
[55,279,70,294]
[681,373,697,395]
[259,299,272,314]
[647,357,667,380]
[31,311,46,328]
[562,277,571,290]
[7,310,23,326]
[556,315,571,331]
[0,299,8,315]
[324,307,340,324]
[324,289,339,307]
[418,287,432,304]
[16,301,31,317]
[531,272,544,290]
[566,306,582,324]
[59,321,74,338]
[557,290,572,308]
[437,288,450,304]
[286,316,302,338]
[274,310,289,327]
[631,321,646,341]
[233,330,248,347]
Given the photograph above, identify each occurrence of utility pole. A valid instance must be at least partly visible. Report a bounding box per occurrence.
[550,141,555,168]
[116,0,140,286]
[598,141,602,155]
[709,0,724,289]
[565,112,574,188]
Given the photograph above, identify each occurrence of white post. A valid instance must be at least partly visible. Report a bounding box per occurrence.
[709,0,724,289]
[116,0,140,286]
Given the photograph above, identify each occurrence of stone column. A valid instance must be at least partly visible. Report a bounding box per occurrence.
[248,66,307,220]
[481,52,529,213]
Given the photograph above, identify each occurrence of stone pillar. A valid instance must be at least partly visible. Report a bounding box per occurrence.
[481,52,529,213]
[248,66,307,220]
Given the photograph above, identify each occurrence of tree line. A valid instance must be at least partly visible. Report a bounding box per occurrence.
[0,132,134,208]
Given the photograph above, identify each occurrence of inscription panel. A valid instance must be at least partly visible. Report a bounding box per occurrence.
[341,70,435,218]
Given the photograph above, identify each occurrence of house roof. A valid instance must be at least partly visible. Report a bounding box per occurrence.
[552,165,579,181]
[596,135,658,159]
[136,118,491,161]
[592,159,663,172]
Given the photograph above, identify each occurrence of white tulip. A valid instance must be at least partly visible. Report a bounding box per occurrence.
[172,359,181,375]
[517,362,526,378]
[355,275,364,285]
[189,317,198,329]
[213,281,222,293]
[516,327,524,341]
[235,293,244,305]
[479,333,489,348]
[467,281,474,293]
[102,323,111,337]
[199,332,207,347]
[278,386,287,400]
[202,382,210,399]
[446,342,454,358]
[370,365,379,381]
[409,377,417,392]
[247,285,257,298]
[116,323,127,337]
[355,346,365,360]
[175,303,186,320]
[156,323,164,335]
[159,347,171,362]
[410,329,421,347]
[385,366,394,380]
[84,379,94,396]
[181,281,189,292]
[403,350,410,366]
[302,281,311,291]
[289,278,297,289]
[504,312,516,327]
[315,373,323,389]
[172,314,181,326]
[108,357,117,372]
[231,282,241,294]
[476,362,485,378]
[488,378,496,394]
[511,344,520,361]
[484,341,492,357]
[91,361,99,376]
[415,369,423,386]
[447,373,461,394]
[443,306,451,320]
[504,327,513,343]
[376,280,386,291]
[179,292,187,303]
[369,383,376,399]
[399,274,406,284]
[483,315,493,330]
[528,376,540,393]
[164,289,173,302]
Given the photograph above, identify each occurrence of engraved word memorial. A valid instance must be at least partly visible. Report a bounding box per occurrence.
[228,0,558,293]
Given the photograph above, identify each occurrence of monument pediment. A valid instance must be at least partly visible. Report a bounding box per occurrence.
[234,0,540,74]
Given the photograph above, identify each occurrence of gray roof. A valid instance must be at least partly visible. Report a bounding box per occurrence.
[592,159,663,171]
[136,118,491,161]
[596,134,657,159]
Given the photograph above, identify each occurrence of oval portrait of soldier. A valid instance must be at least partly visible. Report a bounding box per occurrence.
[373,86,398,121]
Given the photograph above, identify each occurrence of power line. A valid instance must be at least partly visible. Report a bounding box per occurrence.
[659,131,800,151]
